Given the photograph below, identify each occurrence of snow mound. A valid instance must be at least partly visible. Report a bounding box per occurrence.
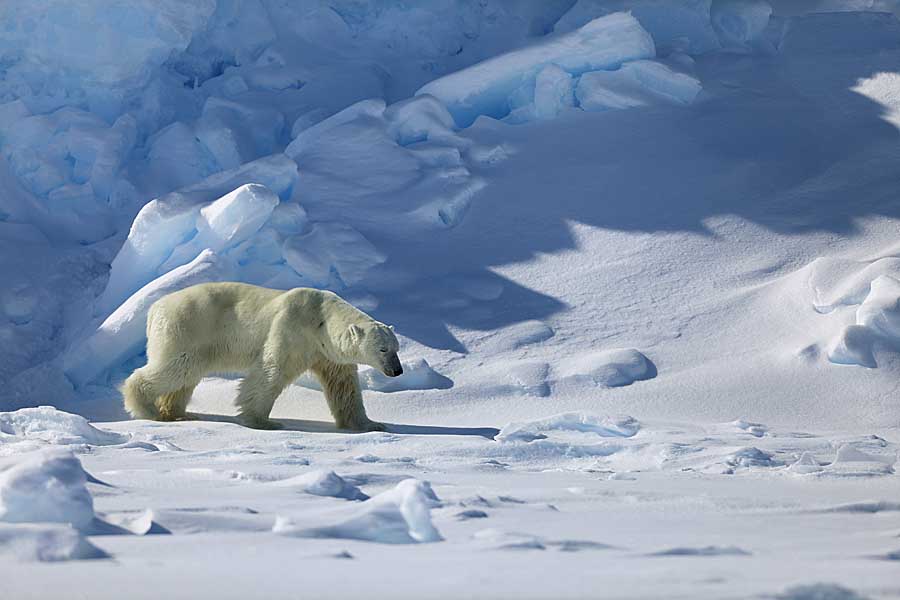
[774,583,870,600]
[0,450,95,530]
[827,276,900,368]
[554,0,720,55]
[359,359,454,393]
[823,444,895,477]
[274,479,442,544]
[417,13,655,126]
[497,413,640,443]
[296,359,453,393]
[0,523,107,562]
[730,419,768,438]
[723,447,781,471]
[557,348,656,387]
[272,470,368,501]
[575,60,701,111]
[0,407,127,448]
[788,452,824,475]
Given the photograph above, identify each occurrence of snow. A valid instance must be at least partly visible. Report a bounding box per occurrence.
[575,60,702,110]
[711,0,774,50]
[0,406,127,451]
[271,470,368,501]
[417,13,656,126]
[0,523,107,562]
[4,1,900,597]
[274,479,442,544]
[0,449,95,529]
[554,1,720,55]
[556,349,656,387]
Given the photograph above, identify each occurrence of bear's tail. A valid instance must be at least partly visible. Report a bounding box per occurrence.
[121,369,160,420]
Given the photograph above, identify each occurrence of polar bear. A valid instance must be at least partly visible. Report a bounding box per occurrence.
[121,282,402,431]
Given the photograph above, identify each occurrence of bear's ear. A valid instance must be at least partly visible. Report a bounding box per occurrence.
[388,324,395,331]
[348,324,364,344]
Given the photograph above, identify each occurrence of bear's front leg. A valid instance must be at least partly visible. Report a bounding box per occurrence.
[312,362,386,432]
[234,364,289,430]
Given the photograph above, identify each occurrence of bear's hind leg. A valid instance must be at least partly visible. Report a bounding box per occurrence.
[122,367,162,420]
[312,362,385,432]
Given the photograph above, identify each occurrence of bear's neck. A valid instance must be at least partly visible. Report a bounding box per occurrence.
[320,296,370,363]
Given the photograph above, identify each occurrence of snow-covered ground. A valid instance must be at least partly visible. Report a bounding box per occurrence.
[2,1,900,598]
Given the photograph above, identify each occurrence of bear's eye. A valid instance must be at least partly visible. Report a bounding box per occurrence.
[379,348,388,353]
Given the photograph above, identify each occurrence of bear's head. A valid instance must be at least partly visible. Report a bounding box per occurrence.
[345,322,403,377]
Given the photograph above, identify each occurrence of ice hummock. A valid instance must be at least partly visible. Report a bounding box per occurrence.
[0,406,127,449]
[417,13,655,126]
[575,60,702,111]
[273,479,442,544]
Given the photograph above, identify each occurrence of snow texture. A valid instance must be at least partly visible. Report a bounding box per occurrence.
[3,2,900,597]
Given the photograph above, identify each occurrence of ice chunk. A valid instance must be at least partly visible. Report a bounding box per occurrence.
[0,101,30,134]
[558,348,656,387]
[195,98,285,171]
[0,1,215,112]
[576,60,701,111]
[788,452,824,475]
[533,64,575,120]
[160,184,279,272]
[286,99,386,159]
[417,13,655,126]
[827,325,877,368]
[99,155,298,314]
[274,479,442,544]
[0,450,95,530]
[383,95,456,146]
[554,0,720,55]
[725,447,780,469]
[66,250,233,387]
[272,470,368,501]
[826,276,900,368]
[710,0,772,49]
[0,523,107,562]
[266,203,309,236]
[358,359,453,393]
[856,276,900,340]
[282,223,386,288]
[0,407,127,448]
[146,122,219,193]
[498,413,641,443]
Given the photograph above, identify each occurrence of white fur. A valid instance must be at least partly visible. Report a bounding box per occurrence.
[121,282,401,431]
